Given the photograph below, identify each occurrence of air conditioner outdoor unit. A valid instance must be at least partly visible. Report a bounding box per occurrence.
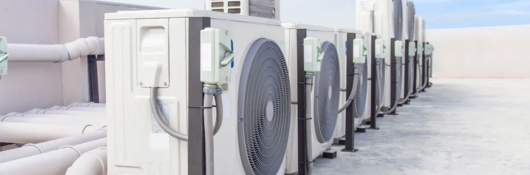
[400,0,416,104]
[205,0,280,20]
[282,23,344,174]
[105,9,291,175]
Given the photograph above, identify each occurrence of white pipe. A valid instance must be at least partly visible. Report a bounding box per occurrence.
[4,113,105,118]
[69,102,106,108]
[49,105,107,112]
[1,115,106,126]
[24,108,106,116]
[65,147,107,175]
[0,123,102,144]
[7,37,104,62]
[0,130,106,163]
[0,138,106,175]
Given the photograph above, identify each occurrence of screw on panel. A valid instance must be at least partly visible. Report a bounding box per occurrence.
[139,82,143,86]
[164,82,168,86]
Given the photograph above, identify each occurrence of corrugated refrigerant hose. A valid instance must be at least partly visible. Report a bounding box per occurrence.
[150,85,224,175]
[380,60,399,114]
[338,65,360,113]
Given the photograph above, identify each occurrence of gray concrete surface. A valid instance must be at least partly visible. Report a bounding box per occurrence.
[313,79,530,175]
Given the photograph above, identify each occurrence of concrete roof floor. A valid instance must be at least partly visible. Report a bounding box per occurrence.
[313,78,530,175]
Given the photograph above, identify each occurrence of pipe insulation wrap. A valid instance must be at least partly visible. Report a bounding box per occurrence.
[0,139,107,175]
[65,147,107,175]
[0,130,106,163]
[0,123,103,144]
[7,37,104,62]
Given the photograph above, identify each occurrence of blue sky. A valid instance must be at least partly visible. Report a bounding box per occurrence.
[415,0,530,29]
[100,0,530,29]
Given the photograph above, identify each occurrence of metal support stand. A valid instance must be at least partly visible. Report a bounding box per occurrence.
[412,40,418,96]
[188,17,211,175]
[403,39,411,102]
[296,29,311,175]
[87,55,105,103]
[389,38,398,115]
[421,42,427,92]
[342,33,358,153]
[369,35,379,130]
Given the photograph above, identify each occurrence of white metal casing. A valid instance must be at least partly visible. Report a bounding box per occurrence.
[205,0,280,20]
[105,9,287,175]
[282,23,340,174]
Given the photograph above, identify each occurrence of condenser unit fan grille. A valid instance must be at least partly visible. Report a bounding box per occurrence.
[354,57,368,118]
[314,42,340,143]
[238,38,291,175]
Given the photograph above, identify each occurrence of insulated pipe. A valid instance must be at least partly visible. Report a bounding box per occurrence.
[0,123,102,144]
[7,37,104,62]
[49,105,107,112]
[65,147,107,175]
[1,115,106,126]
[0,139,107,175]
[5,113,104,118]
[0,130,106,163]
[25,108,106,116]
[68,102,106,108]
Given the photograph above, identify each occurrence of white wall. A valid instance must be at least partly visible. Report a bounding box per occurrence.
[0,0,63,114]
[0,0,155,114]
[428,25,530,78]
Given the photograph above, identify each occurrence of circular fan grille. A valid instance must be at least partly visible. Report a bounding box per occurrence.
[353,56,368,118]
[313,42,340,143]
[237,38,291,175]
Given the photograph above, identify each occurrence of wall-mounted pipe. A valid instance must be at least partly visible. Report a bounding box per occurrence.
[24,108,106,116]
[49,105,107,112]
[1,115,106,126]
[7,37,104,62]
[0,123,103,144]
[0,130,106,163]
[65,147,107,175]
[68,102,106,108]
[0,138,106,175]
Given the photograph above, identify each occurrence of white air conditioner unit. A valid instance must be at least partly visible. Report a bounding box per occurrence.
[105,9,291,175]
[400,0,416,104]
[357,0,404,117]
[333,28,365,142]
[282,23,342,174]
[205,0,280,20]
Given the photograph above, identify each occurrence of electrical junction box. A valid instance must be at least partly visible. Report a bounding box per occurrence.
[352,38,366,64]
[304,37,323,72]
[0,36,8,77]
[375,39,385,59]
[424,44,434,56]
[408,41,416,57]
[394,40,403,57]
[200,28,234,85]
[417,42,424,55]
